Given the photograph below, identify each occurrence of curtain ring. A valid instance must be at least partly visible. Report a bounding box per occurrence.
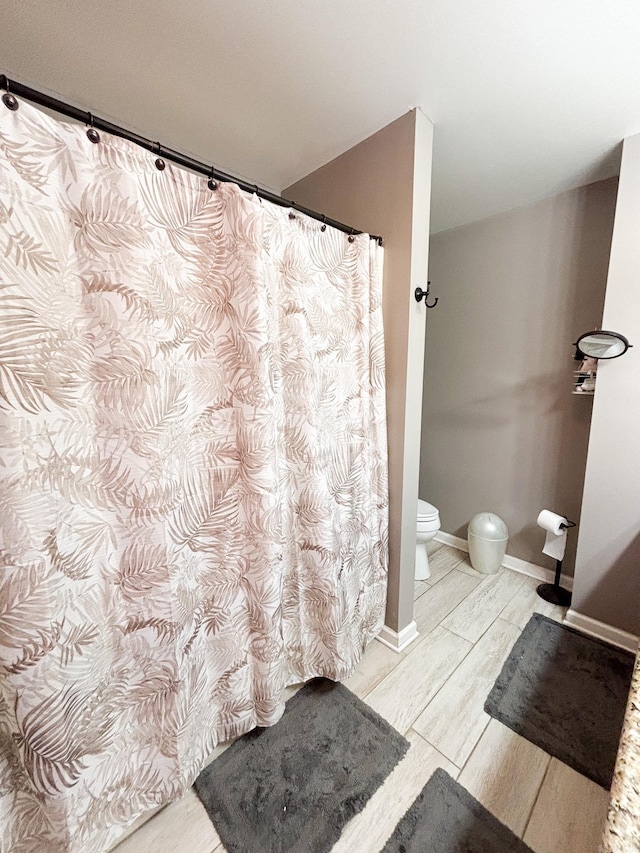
[86,112,100,144]
[207,169,218,191]
[2,79,19,112]
[288,209,296,220]
[320,215,327,232]
[348,228,355,243]
[154,143,165,171]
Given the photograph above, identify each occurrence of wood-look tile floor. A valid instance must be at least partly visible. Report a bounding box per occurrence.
[114,544,611,853]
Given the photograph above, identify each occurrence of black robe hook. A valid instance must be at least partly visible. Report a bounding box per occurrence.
[415,281,439,308]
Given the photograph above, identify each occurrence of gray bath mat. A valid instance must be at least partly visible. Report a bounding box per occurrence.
[194,678,409,853]
[382,768,533,852]
[485,613,635,788]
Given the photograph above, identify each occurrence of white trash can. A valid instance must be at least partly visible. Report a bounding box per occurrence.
[467,513,509,575]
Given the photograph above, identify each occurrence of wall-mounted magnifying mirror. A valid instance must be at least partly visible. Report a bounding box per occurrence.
[574,330,632,360]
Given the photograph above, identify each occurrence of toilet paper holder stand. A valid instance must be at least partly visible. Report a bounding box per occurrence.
[536,519,576,607]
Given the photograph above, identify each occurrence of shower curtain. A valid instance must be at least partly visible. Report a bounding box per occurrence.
[0,101,388,852]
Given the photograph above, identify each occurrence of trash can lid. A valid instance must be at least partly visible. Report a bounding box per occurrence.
[468,512,509,541]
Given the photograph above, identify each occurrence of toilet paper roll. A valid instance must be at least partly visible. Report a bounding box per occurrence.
[536,510,568,561]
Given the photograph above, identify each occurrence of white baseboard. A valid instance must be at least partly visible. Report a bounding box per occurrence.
[434,530,468,551]
[501,553,574,591]
[377,620,419,653]
[564,609,639,653]
[434,531,573,590]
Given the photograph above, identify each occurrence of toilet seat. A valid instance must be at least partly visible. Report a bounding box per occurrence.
[417,499,439,521]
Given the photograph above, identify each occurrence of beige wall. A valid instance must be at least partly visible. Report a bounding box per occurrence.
[572,137,640,636]
[420,179,618,574]
[286,110,434,633]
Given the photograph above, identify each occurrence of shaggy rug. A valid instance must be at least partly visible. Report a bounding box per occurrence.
[194,678,409,853]
[382,768,534,852]
[485,613,635,788]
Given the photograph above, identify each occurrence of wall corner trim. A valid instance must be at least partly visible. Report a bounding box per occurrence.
[563,609,639,653]
[377,620,419,653]
[434,531,574,589]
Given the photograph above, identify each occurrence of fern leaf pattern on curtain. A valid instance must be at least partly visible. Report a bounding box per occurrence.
[0,101,388,852]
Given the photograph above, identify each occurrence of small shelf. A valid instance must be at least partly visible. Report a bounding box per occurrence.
[573,370,596,395]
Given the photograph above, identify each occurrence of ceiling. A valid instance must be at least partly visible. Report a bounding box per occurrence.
[3,0,640,232]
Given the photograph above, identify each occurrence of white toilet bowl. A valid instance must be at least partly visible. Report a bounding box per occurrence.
[416,499,441,581]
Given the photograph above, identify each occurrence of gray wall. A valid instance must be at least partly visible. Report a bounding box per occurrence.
[420,178,618,575]
[572,136,640,636]
[286,111,434,635]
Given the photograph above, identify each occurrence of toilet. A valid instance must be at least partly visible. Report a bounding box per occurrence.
[416,499,441,580]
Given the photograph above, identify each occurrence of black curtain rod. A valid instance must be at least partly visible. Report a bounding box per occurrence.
[0,75,382,245]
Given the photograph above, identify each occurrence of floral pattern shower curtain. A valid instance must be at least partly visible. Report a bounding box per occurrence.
[0,101,388,852]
